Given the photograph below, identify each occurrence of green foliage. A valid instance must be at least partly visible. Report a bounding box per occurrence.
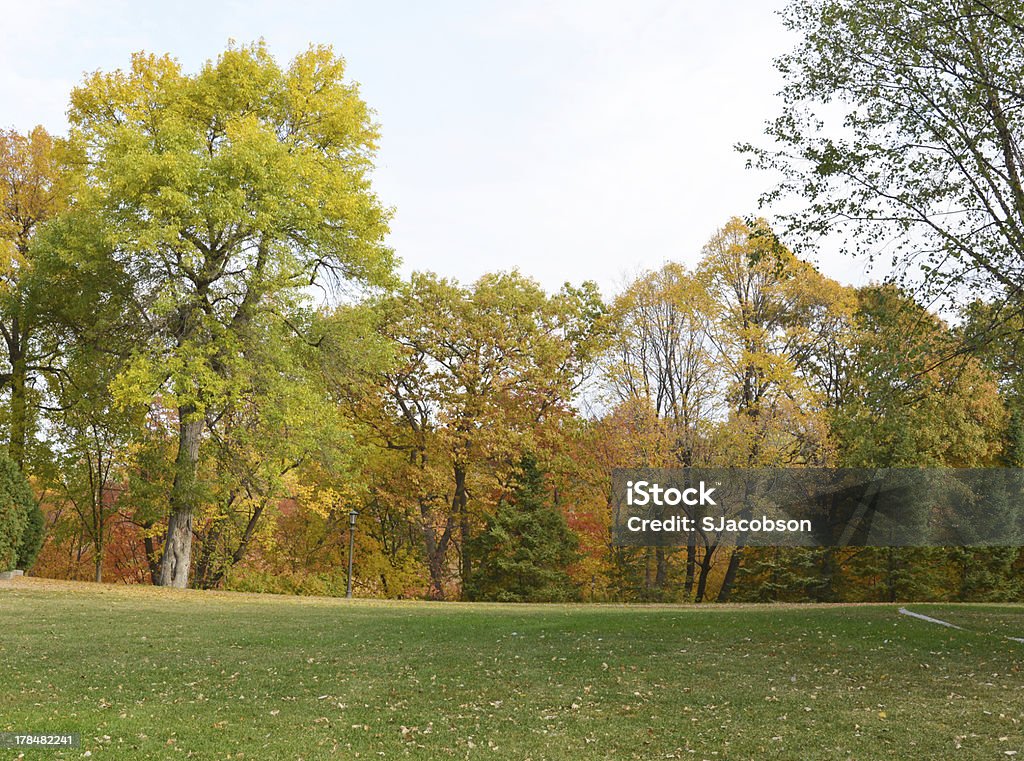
[841,548,955,603]
[15,499,44,571]
[742,0,1024,303]
[51,41,396,586]
[221,567,347,597]
[733,548,828,603]
[816,287,1012,602]
[464,456,580,603]
[831,285,1005,468]
[947,548,1023,602]
[0,452,36,570]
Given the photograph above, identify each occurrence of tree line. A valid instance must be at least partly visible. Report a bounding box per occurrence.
[3,0,1024,602]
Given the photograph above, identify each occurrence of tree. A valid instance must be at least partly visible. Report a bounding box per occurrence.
[48,364,136,583]
[464,455,579,603]
[833,285,1005,469]
[340,271,603,599]
[61,43,394,587]
[698,218,840,602]
[0,126,69,469]
[602,263,721,599]
[0,452,36,571]
[590,398,682,601]
[741,0,1024,307]
[831,285,1007,601]
[15,496,44,572]
[191,310,362,590]
[962,300,1024,466]
[699,218,839,469]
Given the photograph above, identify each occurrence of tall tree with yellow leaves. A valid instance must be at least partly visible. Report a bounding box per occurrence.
[58,43,394,587]
[0,126,69,469]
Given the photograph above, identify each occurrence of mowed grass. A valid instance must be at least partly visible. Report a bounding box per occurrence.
[0,580,1022,760]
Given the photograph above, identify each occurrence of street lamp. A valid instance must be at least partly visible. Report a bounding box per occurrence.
[345,509,359,599]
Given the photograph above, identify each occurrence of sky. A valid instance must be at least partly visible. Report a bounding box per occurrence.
[0,0,879,295]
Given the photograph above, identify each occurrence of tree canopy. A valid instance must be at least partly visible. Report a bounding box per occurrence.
[5,35,1022,605]
[741,0,1024,305]
[55,42,394,587]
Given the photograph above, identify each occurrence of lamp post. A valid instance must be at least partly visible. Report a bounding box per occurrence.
[345,509,359,598]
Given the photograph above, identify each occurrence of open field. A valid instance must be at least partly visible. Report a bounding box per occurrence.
[0,579,1022,760]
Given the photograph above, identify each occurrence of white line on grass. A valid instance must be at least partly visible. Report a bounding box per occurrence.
[899,607,1024,643]
[898,607,962,629]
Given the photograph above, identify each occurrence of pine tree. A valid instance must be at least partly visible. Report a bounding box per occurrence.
[465,456,580,603]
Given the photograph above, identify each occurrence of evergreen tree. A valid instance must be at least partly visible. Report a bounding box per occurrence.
[465,456,580,603]
[0,452,36,571]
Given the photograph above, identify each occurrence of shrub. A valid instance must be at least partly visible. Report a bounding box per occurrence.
[0,454,36,571]
[16,500,45,571]
[222,567,348,597]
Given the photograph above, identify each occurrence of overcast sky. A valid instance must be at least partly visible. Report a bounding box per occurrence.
[0,0,879,295]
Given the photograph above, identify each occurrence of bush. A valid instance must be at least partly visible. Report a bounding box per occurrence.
[0,454,36,571]
[16,500,45,571]
[222,567,348,597]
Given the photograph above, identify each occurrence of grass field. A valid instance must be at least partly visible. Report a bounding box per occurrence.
[0,580,1021,760]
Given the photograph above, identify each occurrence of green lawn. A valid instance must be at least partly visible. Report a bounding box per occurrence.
[0,580,1021,760]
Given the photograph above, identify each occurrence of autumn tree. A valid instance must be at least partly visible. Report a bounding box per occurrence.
[59,43,393,587]
[46,342,143,583]
[834,286,1004,469]
[962,301,1024,466]
[590,399,683,600]
[0,127,70,470]
[699,218,842,469]
[345,271,602,599]
[602,263,720,598]
[605,262,720,455]
[191,308,373,590]
[831,285,1008,601]
[699,217,846,601]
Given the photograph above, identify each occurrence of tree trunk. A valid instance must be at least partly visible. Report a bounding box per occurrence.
[684,534,696,600]
[94,550,103,583]
[160,509,194,587]
[655,547,668,590]
[885,548,898,603]
[427,547,447,600]
[717,547,744,602]
[419,501,453,601]
[695,542,717,603]
[8,329,26,470]
[158,410,203,587]
[142,523,161,585]
[453,463,470,597]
